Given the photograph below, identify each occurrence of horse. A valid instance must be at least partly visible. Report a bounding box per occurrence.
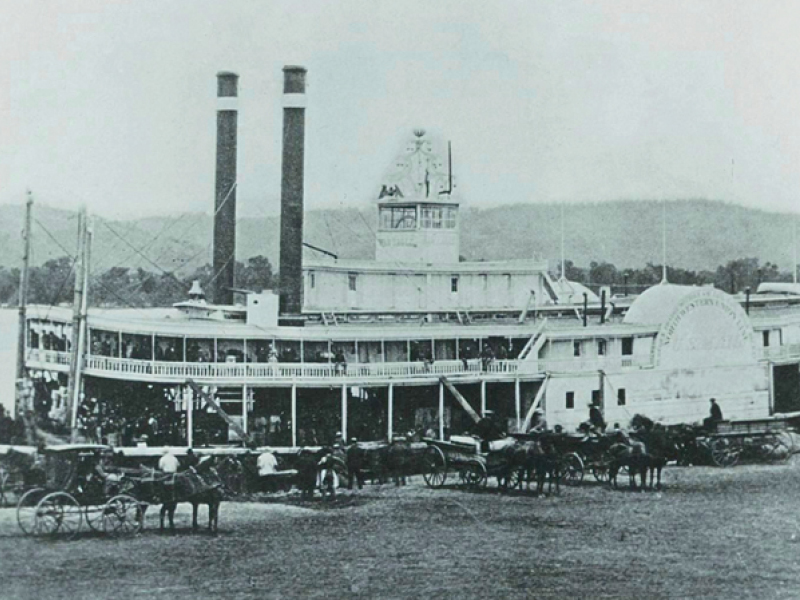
[509,436,561,496]
[345,443,366,490]
[387,437,412,486]
[158,460,225,533]
[294,449,322,500]
[630,415,680,489]
[607,441,649,491]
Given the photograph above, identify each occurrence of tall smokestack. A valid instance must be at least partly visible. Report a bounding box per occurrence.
[279,65,307,316]
[212,71,239,306]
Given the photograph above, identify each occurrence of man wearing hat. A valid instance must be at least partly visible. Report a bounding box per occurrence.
[528,408,548,433]
[588,403,606,434]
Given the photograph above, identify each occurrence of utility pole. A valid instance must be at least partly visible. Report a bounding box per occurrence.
[16,192,36,445]
[68,207,89,441]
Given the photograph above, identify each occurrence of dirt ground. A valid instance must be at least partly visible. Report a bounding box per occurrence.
[1,463,800,600]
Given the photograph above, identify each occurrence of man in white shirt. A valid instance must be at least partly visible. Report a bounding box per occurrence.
[257,450,279,492]
[158,448,180,474]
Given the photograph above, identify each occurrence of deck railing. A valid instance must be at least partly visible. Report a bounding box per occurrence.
[763,343,800,361]
[25,351,522,382]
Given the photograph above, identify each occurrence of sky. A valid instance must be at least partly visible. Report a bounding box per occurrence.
[2,0,800,220]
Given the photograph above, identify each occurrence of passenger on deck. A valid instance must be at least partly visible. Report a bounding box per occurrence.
[703,398,723,431]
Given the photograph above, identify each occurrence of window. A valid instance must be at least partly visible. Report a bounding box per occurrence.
[348,273,357,292]
[763,331,770,347]
[451,276,459,293]
[573,341,581,357]
[597,339,606,356]
[566,391,574,410]
[379,206,417,230]
[591,390,601,406]
[617,388,626,406]
[309,272,315,289]
[622,337,634,356]
[444,207,457,229]
[420,205,445,229]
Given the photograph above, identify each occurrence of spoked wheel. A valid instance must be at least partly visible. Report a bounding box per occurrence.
[459,461,487,490]
[710,438,740,467]
[102,495,144,536]
[761,435,792,463]
[36,492,83,538]
[85,504,105,532]
[563,453,584,485]
[422,446,447,488]
[16,487,46,536]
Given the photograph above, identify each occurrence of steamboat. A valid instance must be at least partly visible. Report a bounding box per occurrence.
[17,66,800,448]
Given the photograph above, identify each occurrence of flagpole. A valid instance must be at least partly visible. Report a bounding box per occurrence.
[661,199,668,284]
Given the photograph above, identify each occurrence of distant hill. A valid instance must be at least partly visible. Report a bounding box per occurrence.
[0,199,794,273]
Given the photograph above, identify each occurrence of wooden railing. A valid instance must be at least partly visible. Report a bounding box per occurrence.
[763,343,800,361]
[27,352,521,382]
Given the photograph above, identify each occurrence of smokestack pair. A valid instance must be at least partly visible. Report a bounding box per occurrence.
[211,66,307,315]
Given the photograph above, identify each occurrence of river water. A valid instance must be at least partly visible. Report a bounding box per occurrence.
[0,309,19,415]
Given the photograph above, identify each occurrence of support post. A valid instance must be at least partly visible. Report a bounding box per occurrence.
[480,379,487,416]
[186,385,194,447]
[291,384,297,446]
[341,384,348,442]
[439,382,445,440]
[515,378,521,432]
[242,384,248,435]
[16,193,35,444]
[388,383,394,442]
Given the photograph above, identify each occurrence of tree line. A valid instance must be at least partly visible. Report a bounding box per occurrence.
[0,255,794,308]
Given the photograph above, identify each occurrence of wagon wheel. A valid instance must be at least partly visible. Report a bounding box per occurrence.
[422,446,447,488]
[102,495,144,536]
[761,434,792,463]
[36,492,83,538]
[85,504,105,532]
[710,438,740,467]
[563,453,584,485]
[459,460,487,489]
[16,487,46,536]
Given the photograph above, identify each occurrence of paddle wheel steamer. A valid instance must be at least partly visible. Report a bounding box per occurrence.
[17,66,800,449]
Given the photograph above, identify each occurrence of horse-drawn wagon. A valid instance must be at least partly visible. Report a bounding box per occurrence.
[421,436,520,490]
[15,444,226,538]
[702,417,794,467]
[16,444,144,538]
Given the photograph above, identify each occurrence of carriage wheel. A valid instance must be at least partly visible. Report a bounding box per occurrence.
[102,495,144,536]
[710,438,740,467]
[459,461,487,489]
[563,453,584,485]
[85,504,105,532]
[16,487,46,536]
[36,492,83,538]
[762,435,792,463]
[422,446,447,488]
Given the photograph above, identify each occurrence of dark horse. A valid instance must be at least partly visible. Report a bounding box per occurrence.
[607,442,649,490]
[630,415,679,490]
[508,436,561,496]
[158,460,225,533]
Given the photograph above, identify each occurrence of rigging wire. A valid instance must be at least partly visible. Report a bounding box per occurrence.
[100,220,188,293]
